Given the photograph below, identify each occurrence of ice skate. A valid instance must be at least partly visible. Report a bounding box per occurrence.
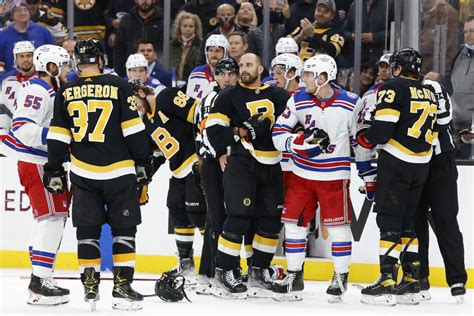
[81,268,100,311]
[210,268,247,300]
[419,277,431,301]
[196,275,213,295]
[360,273,397,306]
[164,257,197,288]
[326,272,348,303]
[271,270,304,302]
[112,267,143,311]
[247,266,275,298]
[27,274,70,306]
[394,274,420,305]
[451,283,466,304]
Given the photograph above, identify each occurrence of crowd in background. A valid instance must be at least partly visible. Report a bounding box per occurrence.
[0,0,473,158]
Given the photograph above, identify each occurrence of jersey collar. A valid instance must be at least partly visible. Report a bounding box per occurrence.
[239,82,270,90]
[312,88,340,109]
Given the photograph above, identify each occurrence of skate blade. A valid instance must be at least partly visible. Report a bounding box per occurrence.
[112,298,143,311]
[209,286,247,300]
[247,287,273,299]
[361,294,396,306]
[420,290,431,301]
[454,295,464,304]
[272,291,303,302]
[27,292,70,306]
[195,284,213,295]
[396,293,420,305]
[327,293,344,304]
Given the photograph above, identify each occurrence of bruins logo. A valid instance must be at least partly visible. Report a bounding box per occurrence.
[243,198,251,207]
[209,17,217,27]
[75,0,96,10]
[128,95,137,111]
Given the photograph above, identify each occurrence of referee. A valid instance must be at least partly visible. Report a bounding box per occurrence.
[415,72,467,304]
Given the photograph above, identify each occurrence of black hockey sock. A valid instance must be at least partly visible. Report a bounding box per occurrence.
[112,227,137,281]
[216,231,243,271]
[400,230,419,275]
[77,226,101,273]
[251,231,279,268]
[174,226,195,259]
[379,231,402,275]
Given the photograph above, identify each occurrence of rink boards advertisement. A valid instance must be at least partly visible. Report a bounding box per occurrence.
[0,157,472,288]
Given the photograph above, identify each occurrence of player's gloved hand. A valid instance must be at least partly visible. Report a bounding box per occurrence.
[358,166,377,201]
[242,114,271,141]
[356,124,374,149]
[43,163,67,194]
[138,184,149,206]
[287,128,330,158]
[151,151,166,176]
[135,162,153,185]
[191,160,203,192]
[128,79,153,96]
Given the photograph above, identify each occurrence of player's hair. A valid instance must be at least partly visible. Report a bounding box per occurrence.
[171,11,203,41]
[465,16,474,23]
[228,31,248,45]
[136,39,157,52]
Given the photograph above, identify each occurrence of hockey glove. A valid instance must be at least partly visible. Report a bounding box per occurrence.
[356,124,374,149]
[138,184,149,206]
[242,115,271,141]
[191,160,203,192]
[43,163,67,194]
[358,166,377,201]
[135,162,153,185]
[151,151,166,176]
[287,128,330,158]
[128,79,153,96]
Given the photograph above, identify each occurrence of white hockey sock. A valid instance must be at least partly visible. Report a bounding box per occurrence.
[328,226,352,274]
[31,217,66,278]
[284,223,309,272]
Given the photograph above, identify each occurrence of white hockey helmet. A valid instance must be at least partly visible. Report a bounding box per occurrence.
[126,53,148,70]
[275,37,299,55]
[271,53,303,76]
[33,44,70,77]
[205,34,229,63]
[303,54,337,81]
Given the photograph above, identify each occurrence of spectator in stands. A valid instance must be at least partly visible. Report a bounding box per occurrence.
[137,40,172,87]
[180,0,220,36]
[28,0,66,44]
[283,0,317,35]
[169,11,203,83]
[195,4,242,66]
[114,0,163,77]
[235,1,257,33]
[420,0,459,76]
[62,39,76,77]
[247,0,287,64]
[49,0,108,41]
[0,0,54,75]
[450,16,474,159]
[291,0,344,61]
[228,31,248,62]
[342,0,392,68]
[106,0,136,62]
[333,0,353,28]
[345,61,376,96]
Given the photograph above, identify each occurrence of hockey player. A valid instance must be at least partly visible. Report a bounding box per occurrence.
[357,48,438,306]
[415,73,467,303]
[271,54,370,303]
[133,85,207,285]
[186,34,229,99]
[126,53,164,95]
[275,37,299,56]
[194,58,240,294]
[0,41,37,142]
[205,53,289,299]
[0,44,70,306]
[45,39,150,311]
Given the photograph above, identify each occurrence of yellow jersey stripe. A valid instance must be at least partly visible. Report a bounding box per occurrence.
[175,228,195,234]
[172,153,198,177]
[49,126,72,136]
[379,240,402,251]
[71,155,135,173]
[79,258,101,266]
[121,117,142,130]
[387,139,433,157]
[401,237,419,246]
[218,236,242,251]
[253,235,278,247]
[376,109,400,118]
[187,99,199,124]
[206,113,231,125]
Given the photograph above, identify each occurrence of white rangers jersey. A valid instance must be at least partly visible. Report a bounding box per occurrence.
[0,78,55,164]
[273,88,368,180]
[280,86,302,171]
[0,71,37,141]
[186,64,217,99]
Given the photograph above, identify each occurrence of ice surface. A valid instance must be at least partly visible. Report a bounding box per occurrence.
[1,269,472,316]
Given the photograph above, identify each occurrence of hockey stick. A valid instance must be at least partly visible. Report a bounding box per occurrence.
[0,103,13,118]
[20,275,160,282]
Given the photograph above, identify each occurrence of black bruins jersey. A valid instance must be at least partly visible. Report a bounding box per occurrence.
[143,88,199,178]
[47,74,148,180]
[206,83,289,165]
[364,77,439,164]
[290,25,344,61]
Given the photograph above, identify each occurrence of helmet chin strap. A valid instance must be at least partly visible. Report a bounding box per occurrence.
[314,74,329,97]
[45,63,62,89]
[283,68,297,90]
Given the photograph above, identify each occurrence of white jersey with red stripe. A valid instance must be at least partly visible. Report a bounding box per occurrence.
[0,78,55,164]
[273,87,366,180]
[185,64,217,99]
[0,71,37,140]
[280,86,302,171]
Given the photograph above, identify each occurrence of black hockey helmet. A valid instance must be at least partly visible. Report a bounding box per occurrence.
[154,274,190,303]
[74,38,105,66]
[214,58,239,76]
[389,47,422,77]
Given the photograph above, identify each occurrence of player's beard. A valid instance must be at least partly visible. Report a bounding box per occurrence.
[19,63,33,73]
[240,70,258,84]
